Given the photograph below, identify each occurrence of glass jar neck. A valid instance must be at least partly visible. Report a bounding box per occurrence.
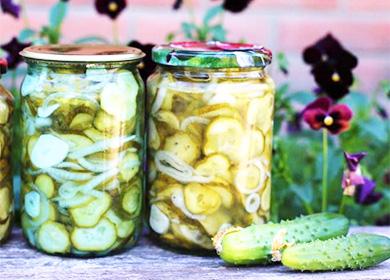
[157,65,267,80]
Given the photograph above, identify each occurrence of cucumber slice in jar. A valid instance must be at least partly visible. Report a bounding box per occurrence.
[203,117,244,163]
[30,134,69,169]
[59,134,94,150]
[233,162,267,195]
[155,110,180,130]
[199,210,231,236]
[246,94,274,133]
[122,185,141,216]
[106,210,135,239]
[71,218,117,252]
[194,154,232,184]
[0,99,10,125]
[69,113,93,131]
[70,192,112,227]
[0,187,11,221]
[37,221,70,254]
[163,132,200,165]
[35,174,55,198]
[183,183,221,215]
[100,70,139,121]
[119,152,140,182]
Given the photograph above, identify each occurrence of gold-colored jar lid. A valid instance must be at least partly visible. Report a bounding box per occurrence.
[20,44,145,63]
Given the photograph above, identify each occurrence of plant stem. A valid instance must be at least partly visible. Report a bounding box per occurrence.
[112,20,120,44]
[322,129,328,212]
[339,195,346,214]
[304,202,314,215]
[11,70,17,92]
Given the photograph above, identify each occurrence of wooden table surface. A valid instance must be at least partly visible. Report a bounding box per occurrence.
[1,226,389,280]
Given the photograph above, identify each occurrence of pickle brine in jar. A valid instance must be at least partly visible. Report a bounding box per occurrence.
[19,45,145,256]
[147,42,275,251]
[0,59,14,244]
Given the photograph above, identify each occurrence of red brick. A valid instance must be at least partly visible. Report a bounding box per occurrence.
[345,0,390,11]
[278,19,390,52]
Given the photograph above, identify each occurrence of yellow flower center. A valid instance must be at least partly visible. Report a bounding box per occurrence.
[332,72,340,82]
[324,116,334,126]
[109,2,118,12]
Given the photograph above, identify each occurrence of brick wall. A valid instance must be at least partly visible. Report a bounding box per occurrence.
[1,0,389,93]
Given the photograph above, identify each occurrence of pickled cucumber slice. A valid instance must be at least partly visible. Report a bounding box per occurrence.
[184,183,221,215]
[122,186,141,216]
[0,187,11,221]
[195,104,241,120]
[247,94,274,133]
[0,99,10,125]
[148,118,160,150]
[70,192,112,227]
[199,210,231,236]
[155,110,180,130]
[163,132,200,164]
[35,174,55,198]
[69,113,93,131]
[204,117,244,163]
[60,134,94,151]
[241,129,265,159]
[233,162,267,194]
[100,71,138,121]
[37,222,70,254]
[30,134,69,169]
[195,154,232,183]
[119,152,140,182]
[149,204,170,234]
[171,223,213,250]
[71,218,116,252]
[261,182,271,211]
[0,217,11,241]
[207,185,234,208]
[83,127,106,142]
[106,210,135,239]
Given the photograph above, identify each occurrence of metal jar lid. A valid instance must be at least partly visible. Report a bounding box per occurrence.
[152,41,272,69]
[20,44,145,63]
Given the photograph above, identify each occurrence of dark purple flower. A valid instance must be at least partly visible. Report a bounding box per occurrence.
[222,0,253,13]
[376,214,390,226]
[0,0,20,18]
[95,0,126,20]
[0,58,7,75]
[1,37,31,69]
[173,0,183,10]
[302,97,353,134]
[128,40,155,82]
[287,112,302,133]
[344,152,367,172]
[355,178,382,205]
[303,34,358,100]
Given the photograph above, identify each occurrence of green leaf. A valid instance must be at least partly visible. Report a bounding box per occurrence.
[276,52,288,74]
[18,28,36,42]
[209,24,226,41]
[74,36,109,44]
[203,5,223,26]
[358,117,388,143]
[287,91,315,105]
[181,22,196,39]
[291,184,313,204]
[49,1,68,28]
[165,32,176,42]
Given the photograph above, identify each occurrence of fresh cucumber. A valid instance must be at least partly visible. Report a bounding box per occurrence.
[282,233,390,271]
[215,213,349,265]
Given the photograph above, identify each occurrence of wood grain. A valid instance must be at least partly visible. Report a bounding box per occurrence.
[0,227,389,280]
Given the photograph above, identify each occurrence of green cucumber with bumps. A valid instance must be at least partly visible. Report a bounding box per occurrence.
[215,213,349,265]
[282,233,390,271]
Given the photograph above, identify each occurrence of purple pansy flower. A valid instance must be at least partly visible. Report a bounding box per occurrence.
[0,0,20,18]
[342,151,382,205]
[0,58,7,75]
[1,37,31,69]
[303,34,358,100]
[173,0,183,10]
[95,0,126,20]
[222,0,253,13]
[302,97,353,135]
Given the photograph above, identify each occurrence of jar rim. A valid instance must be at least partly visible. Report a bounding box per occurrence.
[20,44,145,63]
[152,41,272,69]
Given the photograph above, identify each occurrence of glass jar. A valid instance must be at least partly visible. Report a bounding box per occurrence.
[0,59,14,244]
[147,42,275,251]
[19,45,145,256]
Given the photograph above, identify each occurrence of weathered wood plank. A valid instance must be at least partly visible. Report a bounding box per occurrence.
[0,227,389,280]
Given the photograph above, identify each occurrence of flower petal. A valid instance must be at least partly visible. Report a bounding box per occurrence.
[355,177,381,205]
[343,152,367,172]
[327,119,350,134]
[303,46,321,65]
[303,96,332,112]
[302,109,326,130]
[329,104,353,122]
[223,0,253,13]
[0,0,20,18]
